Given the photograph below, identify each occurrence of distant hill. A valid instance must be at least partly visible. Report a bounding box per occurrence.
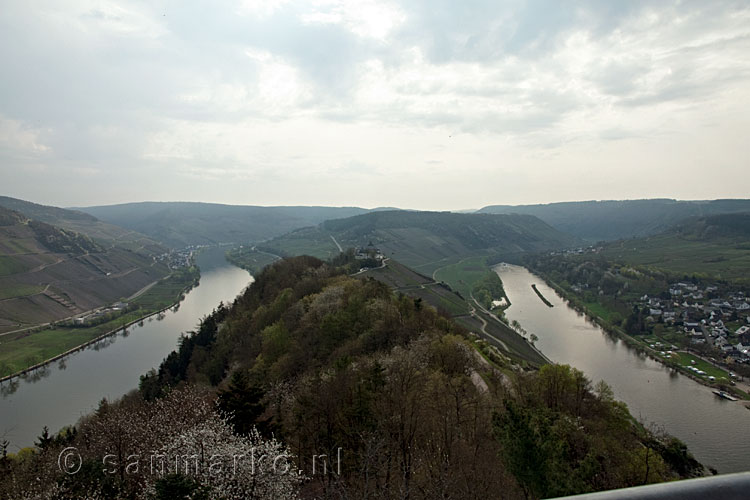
[76,202,383,248]
[0,196,165,256]
[593,212,750,284]
[672,212,750,241]
[263,210,579,275]
[0,206,170,334]
[478,199,750,242]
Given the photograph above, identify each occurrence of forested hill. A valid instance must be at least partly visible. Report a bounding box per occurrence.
[1,255,703,499]
[478,199,750,242]
[77,201,378,248]
[263,210,579,274]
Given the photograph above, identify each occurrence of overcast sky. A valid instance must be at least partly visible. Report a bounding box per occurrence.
[1,1,749,210]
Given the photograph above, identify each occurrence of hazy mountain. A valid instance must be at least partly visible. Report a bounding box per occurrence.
[477,199,750,242]
[263,210,579,274]
[76,202,384,248]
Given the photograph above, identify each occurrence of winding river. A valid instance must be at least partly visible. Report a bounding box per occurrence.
[496,263,750,474]
[0,247,252,452]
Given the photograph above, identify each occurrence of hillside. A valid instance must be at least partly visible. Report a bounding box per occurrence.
[478,199,750,242]
[0,196,165,256]
[76,201,378,248]
[595,212,750,283]
[0,206,171,335]
[673,212,750,241]
[263,210,579,275]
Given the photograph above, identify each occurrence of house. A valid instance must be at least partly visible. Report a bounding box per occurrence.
[649,308,662,317]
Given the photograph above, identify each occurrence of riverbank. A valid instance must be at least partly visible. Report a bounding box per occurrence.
[0,267,200,382]
[528,267,749,401]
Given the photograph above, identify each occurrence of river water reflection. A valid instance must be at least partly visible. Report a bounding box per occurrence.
[496,264,750,474]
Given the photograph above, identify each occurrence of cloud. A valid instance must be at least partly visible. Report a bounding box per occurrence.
[0,116,50,160]
[1,0,749,208]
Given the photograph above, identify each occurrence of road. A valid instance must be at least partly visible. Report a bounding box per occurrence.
[350,258,389,276]
[330,234,343,252]
[0,268,165,338]
[469,303,509,352]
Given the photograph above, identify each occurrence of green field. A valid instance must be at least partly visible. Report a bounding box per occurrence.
[0,255,32,277]
[667,352,732,382]
[584,301,619,324]
[433,256,490,298]
[263,235,338,260]
[225,247,280,274]
[600,234,750,284]
[0,284,45,300]
[0,310,147,377]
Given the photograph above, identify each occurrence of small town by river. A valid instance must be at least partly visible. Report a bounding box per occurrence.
[496,263,750,474]
[0,247,252,452]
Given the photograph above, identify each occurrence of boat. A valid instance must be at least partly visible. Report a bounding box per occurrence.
[713,390,738,401]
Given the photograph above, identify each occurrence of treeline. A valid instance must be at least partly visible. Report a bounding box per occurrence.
[0,256,703,499]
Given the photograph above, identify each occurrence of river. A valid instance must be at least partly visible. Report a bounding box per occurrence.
[495,263,750,474]
[0,247,252,452]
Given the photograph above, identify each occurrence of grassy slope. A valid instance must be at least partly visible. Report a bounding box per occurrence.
[0,266,199,378]
[433,256,490,298]
[600,234,750,284]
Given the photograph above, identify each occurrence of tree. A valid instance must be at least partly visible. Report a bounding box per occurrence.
[493,399,553,498]
[35,426,52,451]
[218,370,272,436]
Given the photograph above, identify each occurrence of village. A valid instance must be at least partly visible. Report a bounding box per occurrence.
[639,282,750,365]
[154,246,199,269]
